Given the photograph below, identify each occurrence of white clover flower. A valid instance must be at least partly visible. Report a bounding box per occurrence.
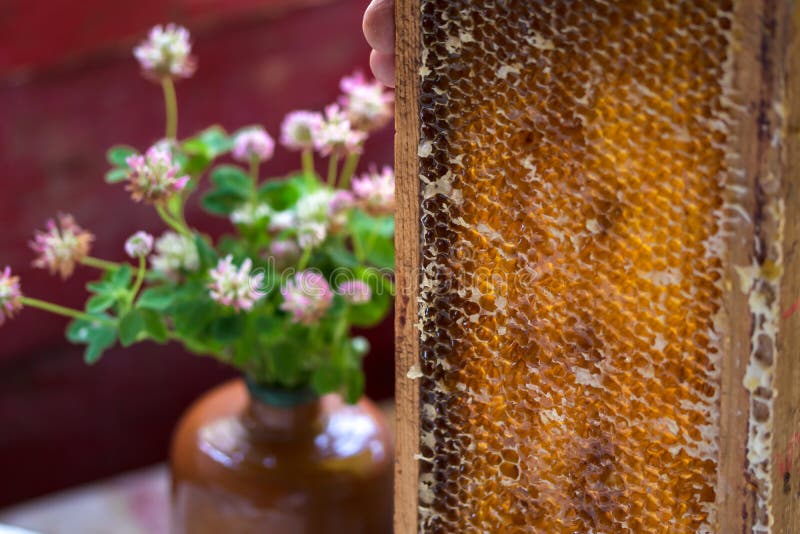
[339,71,394,132]
[150,231,199,277]
[124,231,154,259]
[297,222,327,249]
[125,145,189,206]
[230,202,272,226]
[280,271,333,325]
[208,256,265,312]
[328,190,354,231]
[232,127,275,163]
[352,166,395,215]
[29,214,94,279]
[134,24,196,80]
[295,190,335,222]
[312,105,366,157]
[0,266,23,326]
[337,280,372,304]
[268,211,297,233]
[280,111,323,151]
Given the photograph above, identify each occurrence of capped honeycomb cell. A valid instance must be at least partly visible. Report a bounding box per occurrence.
[394,0,800,533]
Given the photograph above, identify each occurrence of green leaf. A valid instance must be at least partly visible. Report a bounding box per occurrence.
[106,145,137,167]
[181,153,212,177]
[136,286,177,311]
[84,325,117,364]
[311,364,342,395]
[66,316,108,343]
[141,310,168,343]
[194,234,219,269]
[86,294,116,314]
[272,342,302,384]
[211,165,252,196]
[323,244,360,268]
[201,166,252,216]
[173,299,217,337]
[349,210,396,269]
[258,173,320,210]
[111,264,133,289]
[343,368,365,404]
[119,310,146,347]
[201,191,242,216]
[67,317,117,365]
[210,315,245,344]
[87,280,112,294]
[347,270,393,327]
[182,126,233,159]
[105,168,129,184]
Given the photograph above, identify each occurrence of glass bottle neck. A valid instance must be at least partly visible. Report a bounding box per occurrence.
[242,378,322,441]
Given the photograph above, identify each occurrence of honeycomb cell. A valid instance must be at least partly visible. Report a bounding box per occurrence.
[416,1,734,532]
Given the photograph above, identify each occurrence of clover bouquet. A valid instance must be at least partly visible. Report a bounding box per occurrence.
[0,24,395,402]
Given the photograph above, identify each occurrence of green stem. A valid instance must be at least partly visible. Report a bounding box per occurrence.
[249,157,260,197]
[338,153,360,189]
[297,246,312,271]
[161,77,178,140]
[332,310,349,363]
[157,205,190,237]
[21,297,116,326]
[326,153,340,186]
[81,256,122,271]
[129,256,146,305]
[302,150,315,179]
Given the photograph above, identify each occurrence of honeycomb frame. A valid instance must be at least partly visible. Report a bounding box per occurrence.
[395,0,800,532]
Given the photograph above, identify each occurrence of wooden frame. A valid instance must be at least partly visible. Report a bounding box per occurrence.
[394,0,421,531]
[394,0,800,531]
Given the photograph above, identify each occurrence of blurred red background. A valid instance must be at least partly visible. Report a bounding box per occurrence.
[0,0,393,508]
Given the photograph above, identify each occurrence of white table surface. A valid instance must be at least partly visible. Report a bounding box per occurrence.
[0,465,169,534]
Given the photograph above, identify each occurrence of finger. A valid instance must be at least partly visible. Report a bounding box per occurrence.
[370,49,395,88]
[363,0,395,54]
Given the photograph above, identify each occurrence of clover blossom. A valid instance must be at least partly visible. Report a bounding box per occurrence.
[339,71,394,132]
[295,190,335,223]
[337,280,372,304]
[298,222,328,249]
[294,190,335,247]
[268,211,297,233]
[352,166,395,215]
[280,271,333,325]
[280,111,322,151]
[134,24,196,80]
[232,127,275,163]
[125,231,154,259]
[30,214,94,279]
[231,202,271,226]
[312,105,366,157]
[328,190,354,231]
[125,145,190,205]
[0,267,22,326]
[150,231,199,277]
[208,256,265,312]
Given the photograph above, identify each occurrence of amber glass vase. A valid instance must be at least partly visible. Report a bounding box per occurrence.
[170,378,393,534]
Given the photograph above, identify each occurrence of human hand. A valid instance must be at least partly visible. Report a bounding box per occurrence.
[362,0,395,87]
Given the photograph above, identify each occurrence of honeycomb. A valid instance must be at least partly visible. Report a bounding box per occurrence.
[414,1,744,532]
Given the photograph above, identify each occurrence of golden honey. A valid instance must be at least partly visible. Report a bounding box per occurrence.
[416,1,734,531]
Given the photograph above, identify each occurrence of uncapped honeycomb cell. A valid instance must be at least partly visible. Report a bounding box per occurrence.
[416,1,737,532]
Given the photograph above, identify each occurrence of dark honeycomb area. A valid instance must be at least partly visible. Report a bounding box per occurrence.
[416,1,734,532]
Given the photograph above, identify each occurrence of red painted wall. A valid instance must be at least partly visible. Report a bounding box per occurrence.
[0,0,394,507]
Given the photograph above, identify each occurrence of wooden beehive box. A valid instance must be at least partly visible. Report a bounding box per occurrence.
[395,1,800,532]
